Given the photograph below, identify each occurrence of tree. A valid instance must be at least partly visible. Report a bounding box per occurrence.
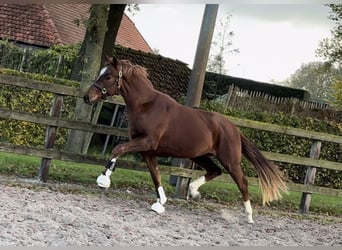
[287,62,341,102]
[65,4,126,154]
[101,5,126,63]
[316,4,342,65]
[330,78,342,109]
[207,13,239,74]
[205,14,239,99]
[315,4,342,108]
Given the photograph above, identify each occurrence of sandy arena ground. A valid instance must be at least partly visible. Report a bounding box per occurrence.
[0,179,341,246]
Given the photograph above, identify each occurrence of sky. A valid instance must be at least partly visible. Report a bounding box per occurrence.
[126,4,335,84]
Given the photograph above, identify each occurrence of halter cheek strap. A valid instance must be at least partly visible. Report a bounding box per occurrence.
[117,70,123,89]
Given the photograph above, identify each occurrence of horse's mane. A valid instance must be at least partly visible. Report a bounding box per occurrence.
[120,59,153,88]
[121,60,149,79]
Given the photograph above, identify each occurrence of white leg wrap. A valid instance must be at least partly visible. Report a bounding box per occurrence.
[157,186,167,205]
[96,158,116,188]
[108,158,117,171]
[151,186,167,214]
[244,200,254,224]
[151,201,165,214]
[188,176,206,199]
[96,169,112,188]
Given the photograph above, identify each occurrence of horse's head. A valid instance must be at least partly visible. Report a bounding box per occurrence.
[83,56,123,105]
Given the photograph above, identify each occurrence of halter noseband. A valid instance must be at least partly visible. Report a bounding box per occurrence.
[93,65,123,98]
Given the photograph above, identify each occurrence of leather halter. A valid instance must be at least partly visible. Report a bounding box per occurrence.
[92,65,123,98]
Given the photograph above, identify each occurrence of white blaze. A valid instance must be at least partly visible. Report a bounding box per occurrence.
[97,66,108,80]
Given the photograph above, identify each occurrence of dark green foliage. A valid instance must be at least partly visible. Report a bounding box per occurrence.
[0,40,80,79]
[0,69,78,149]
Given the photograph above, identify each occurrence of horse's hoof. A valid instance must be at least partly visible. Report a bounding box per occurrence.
[247,216,254,224]
[96,174,110,188]
[188,190,201,201]
[151,202,165,214]
[192,192,201,201]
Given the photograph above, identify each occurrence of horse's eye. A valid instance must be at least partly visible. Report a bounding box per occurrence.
[105,76,111,80]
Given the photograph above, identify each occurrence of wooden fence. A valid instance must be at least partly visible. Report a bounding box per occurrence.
[0,74,341,214]
[216,85,341,122]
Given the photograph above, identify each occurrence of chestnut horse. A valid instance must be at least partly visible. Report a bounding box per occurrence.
[83,56,287,223]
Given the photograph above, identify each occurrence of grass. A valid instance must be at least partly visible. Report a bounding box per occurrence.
[0,151,341,218]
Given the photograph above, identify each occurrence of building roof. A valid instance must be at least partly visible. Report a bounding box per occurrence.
[0,4,62,47]
[43,4,88,46]
[0,4,153,53]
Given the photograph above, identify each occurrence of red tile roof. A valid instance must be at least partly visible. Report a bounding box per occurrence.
[44,4,89,46]
[0,4,153,53]
[0,4,62,47]
[116,14,153,53]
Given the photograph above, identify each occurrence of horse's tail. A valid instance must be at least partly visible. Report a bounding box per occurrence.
[240,134,288,205]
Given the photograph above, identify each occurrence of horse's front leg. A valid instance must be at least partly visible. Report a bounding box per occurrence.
[142,154,167,214]
[96,137,158,189]
[96,158,117,188]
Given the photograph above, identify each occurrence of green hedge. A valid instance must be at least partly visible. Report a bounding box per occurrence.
[0,69,78,149]
[0,40,79,79]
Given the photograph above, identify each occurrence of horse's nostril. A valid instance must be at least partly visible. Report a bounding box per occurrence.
[83,95,90,104]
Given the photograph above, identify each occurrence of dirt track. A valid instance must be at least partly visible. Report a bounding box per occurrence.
[0,181,341,246]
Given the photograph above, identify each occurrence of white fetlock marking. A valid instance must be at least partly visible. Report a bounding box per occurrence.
[96,169,112,188]
[244,200,254,224]
[189,176,206,198]
[105,169,113,176]
[151,200,165,214]
[109,158,117,171]
[157,186,167,205]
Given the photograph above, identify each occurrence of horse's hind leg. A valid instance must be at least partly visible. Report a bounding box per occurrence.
[217,148,254,224]
[188,156,222,200]
[230,171,254,224]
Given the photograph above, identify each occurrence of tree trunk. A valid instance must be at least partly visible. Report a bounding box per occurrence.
[65,4,110,154]
[80,4,127,155]
[65,4,126,154]
[101,4,126,62]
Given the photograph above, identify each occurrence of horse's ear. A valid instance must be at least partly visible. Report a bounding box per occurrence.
[105,56,118,66]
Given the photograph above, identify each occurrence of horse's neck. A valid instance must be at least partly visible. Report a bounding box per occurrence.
[121,76,156,111]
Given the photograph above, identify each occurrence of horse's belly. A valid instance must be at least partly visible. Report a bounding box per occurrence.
[155,134,215,158]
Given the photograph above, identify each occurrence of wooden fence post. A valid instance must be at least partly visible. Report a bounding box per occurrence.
[38,94,63,182]
[224,84,234,110]
[173,158,195,198]
[19,48,27,72]
[299,140,322,214]
[54,55,63,78]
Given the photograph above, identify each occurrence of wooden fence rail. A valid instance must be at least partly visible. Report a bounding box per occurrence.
[221,85,341,121]
[0,74,341,212]
[0,107,340,172]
